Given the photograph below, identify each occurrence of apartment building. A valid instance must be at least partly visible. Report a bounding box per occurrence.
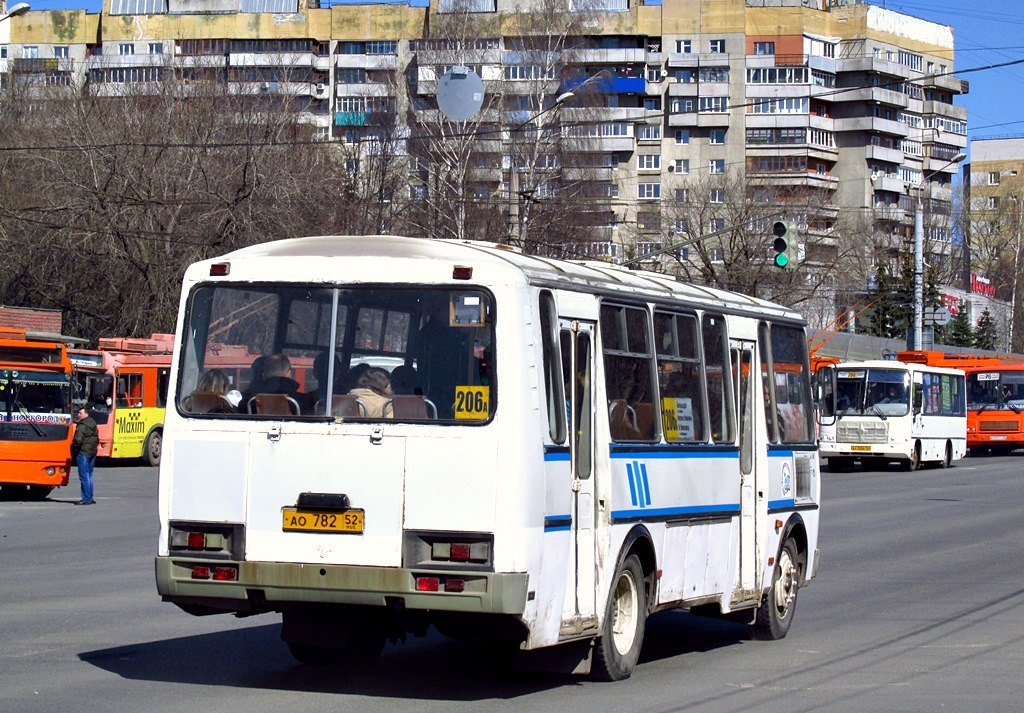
[0,0,967,326]
[963,137,1024,347]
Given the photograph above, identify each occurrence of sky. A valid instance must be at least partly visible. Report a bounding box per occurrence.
[18,0,1024,151]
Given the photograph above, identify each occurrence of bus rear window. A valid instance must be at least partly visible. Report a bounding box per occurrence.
[178,285,495,424]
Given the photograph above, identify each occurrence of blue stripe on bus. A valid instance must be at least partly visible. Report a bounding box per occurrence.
[611,503,740,522]
[768,499,797,511]
[544,515,572,532]
[543,449,571,462]
[768,449,794,458]
[609,448,740,459]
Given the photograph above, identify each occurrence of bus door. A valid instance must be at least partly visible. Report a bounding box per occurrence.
[561,319,597,624]
[114,370,146,457]
[731,339,762,600]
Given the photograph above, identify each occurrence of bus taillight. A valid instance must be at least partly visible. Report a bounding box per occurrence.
[416,577,440,592]
[212,566,238,581]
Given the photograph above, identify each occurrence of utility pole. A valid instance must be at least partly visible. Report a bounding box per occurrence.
[911,152,965,350]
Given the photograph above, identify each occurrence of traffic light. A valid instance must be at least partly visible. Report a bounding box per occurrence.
[771,220,799,270]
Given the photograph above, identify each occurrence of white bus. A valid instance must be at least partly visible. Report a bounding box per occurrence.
[818,360,967,471]
[155,235,821,680]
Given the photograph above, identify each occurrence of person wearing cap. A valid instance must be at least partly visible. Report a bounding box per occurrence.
[71,406,99,505]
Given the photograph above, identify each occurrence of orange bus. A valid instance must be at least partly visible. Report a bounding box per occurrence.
[70,335,175,467]
[0,328,74,500]
[899,350,1024,455]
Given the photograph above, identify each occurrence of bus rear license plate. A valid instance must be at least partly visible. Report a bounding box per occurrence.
[282,508,364,534]
[990,435,1008,441]
[851,445,871,451]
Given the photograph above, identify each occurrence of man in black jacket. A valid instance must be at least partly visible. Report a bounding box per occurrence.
[71,407,99,505]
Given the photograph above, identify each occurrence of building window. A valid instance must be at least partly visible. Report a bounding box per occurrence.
[672,159,690,174]
[710,188,725,204]
[753,42,775,56]
[119,43,135,56]
[637,214,661,232]
[53,46,69,59]
[149,43,163,55]
[638,154,661,171]
[675,39,692,53]
[644,97,662,111]
[24,46,39,59]
[987,172,1001,186]
[709,159,725,174]
[672,218,689,234]
[987,197,1000,210]
[710,129,725,144]
[699,97,729,113]
[637,124,661,141]
[638,183,662,200]
[675,68,695,83]
[646,67,663,83]
[709,39,725,54]
[709,247,725,262]
[675,129,690,145]
[670,98,695,113]
[674,188,689,203]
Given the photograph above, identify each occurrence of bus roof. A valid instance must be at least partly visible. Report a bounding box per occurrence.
[898,350,1024,370]
[833,360,966,376]
[194,235,806,324]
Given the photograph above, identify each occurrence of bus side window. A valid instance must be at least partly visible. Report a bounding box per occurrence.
[702,313,734,444]
[601,304,657,442]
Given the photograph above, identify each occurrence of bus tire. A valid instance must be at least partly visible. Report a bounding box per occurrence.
[592,553,646,682]
[941,442,953,469]
[901,442,920,471]
[750,537,799,641]
[143,430,162,467]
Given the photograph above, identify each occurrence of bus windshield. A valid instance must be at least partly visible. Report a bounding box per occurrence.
[836,368,910,417]
[967,371,1024,412]
[178,284,495,423]
[0,369,73,436]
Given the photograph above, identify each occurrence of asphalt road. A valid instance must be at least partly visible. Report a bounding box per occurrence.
[1,454,1022,713]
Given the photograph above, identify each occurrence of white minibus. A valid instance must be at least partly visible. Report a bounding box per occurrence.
[155,236,821,680]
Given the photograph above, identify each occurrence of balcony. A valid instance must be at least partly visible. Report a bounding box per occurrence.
[866,144,904,165]
[229,52,319,68]
[335,54,398,70]
[872,174,906,193]
[564,76,646,94]
[873,204,907,223]
[829,86,909,108]
[920,73,967,94]
[561,48,645,64]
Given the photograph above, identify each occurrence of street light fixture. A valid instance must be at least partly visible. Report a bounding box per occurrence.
[1,3,31,21]
[508,91,576,246]
[911,151,967,350]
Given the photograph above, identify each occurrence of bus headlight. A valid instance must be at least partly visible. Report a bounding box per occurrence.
[45,467,56,476]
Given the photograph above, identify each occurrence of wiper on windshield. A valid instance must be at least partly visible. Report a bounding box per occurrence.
[14,400,46,437]
[871,403,888,421]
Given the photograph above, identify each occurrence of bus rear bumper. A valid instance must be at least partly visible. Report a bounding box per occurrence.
[155,556,529,616]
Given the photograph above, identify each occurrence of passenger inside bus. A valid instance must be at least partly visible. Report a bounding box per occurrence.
[184,369,239,414]
[244,354,310,414]
[347,367,394,418]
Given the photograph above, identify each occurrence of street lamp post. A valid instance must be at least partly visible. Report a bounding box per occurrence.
[507,91,574,247]
[911,152,966,350]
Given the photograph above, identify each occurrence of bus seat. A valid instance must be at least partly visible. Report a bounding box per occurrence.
[185,392,235,414]
[323,394,367,418]
[634,402,655,437]
[608,399,640,440]
[385,395,437,420]
[249,393,300,415]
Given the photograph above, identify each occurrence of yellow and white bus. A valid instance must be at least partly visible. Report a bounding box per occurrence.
[155,235,821,680]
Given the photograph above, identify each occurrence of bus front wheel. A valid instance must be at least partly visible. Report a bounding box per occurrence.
[941,442,953,469]
[750,537,799,641]
[592,553,647,681]
[901,443,920,471]
[143,430,162,467]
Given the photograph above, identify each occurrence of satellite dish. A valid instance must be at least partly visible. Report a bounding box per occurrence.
[436,66,484,122]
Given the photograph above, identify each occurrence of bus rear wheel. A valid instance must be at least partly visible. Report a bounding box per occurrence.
[281,606,387,667]
[24,485,53,501]
[941,442,953,469]
[143,430,162,467]
[750,537,799,641]
[592,553,647,681]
